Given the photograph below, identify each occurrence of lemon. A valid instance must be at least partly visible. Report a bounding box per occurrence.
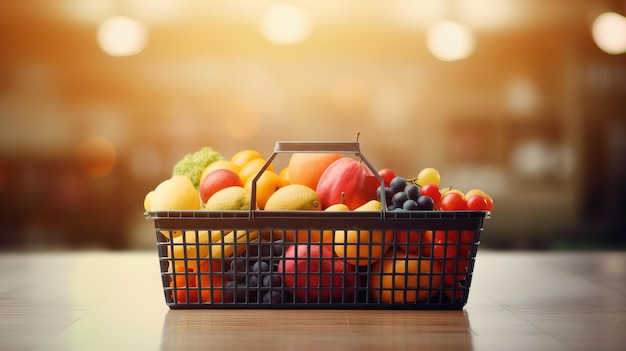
[149,175,201,210]
[143,190,153,211]
[264,184,321,211]
[325,203,350,211]
[205,186,251,210]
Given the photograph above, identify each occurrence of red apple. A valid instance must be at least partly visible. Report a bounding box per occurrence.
[278,244,357,303]
[316,157,379,210]
[199,169,243,203]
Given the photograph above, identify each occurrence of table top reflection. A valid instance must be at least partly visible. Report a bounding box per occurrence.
[0,250,624,351]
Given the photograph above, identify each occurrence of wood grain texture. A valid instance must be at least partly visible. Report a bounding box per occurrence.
[0,251,624,351]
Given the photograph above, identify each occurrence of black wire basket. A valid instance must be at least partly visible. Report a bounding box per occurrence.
[146,142,489,310]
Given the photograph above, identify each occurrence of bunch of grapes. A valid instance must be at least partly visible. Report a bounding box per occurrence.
[377,176,437,211]
[223,240,293,304]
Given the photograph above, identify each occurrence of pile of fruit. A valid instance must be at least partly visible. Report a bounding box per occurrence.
[145,145,493,305]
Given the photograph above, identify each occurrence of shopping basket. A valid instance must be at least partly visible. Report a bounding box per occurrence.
[146,142,488,310]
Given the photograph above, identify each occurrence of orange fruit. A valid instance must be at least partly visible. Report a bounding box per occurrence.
[369,251,443,303]
[170,259,224,303]
[244,170,282,210]
[238,158,275,183]
[288,153,343,190]
[230,149,264,167]
[278,166,290,187]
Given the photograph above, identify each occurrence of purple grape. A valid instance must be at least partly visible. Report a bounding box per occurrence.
[392,191,409,207]
[390,176,407,193]
[403,199,419,211]
[417,195,435,210]
[404,184,420,201]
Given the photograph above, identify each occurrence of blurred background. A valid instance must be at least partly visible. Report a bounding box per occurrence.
[0,0,624,251]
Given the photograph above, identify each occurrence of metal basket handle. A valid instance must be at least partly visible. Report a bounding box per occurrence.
[249,141,387,220]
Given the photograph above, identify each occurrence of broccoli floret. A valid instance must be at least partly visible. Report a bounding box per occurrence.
[172,146,224,189]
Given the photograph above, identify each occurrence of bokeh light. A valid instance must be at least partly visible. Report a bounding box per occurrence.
[426,20,476,62]
[74,135,117,178]
[259,4,312,45]
[456,0,520,30]
[592,12,626,55]
[225,103,262,140]
[505,77,540,117]
[97,15,148,57]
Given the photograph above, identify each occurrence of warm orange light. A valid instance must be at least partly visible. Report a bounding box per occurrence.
[74,135,117,178]
[225,103,262,140]
[259,4,312,45]
[97,15,148,57]
[505,77,539,117]
[592,12,626,55]
[426,20,476,62]
[456,0,520,30]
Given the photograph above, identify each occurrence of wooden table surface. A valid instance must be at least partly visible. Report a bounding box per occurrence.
[1,250,624,351]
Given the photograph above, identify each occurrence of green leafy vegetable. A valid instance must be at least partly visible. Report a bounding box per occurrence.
[172,147,224,189]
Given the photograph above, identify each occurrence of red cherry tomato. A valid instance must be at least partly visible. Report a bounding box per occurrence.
[466,195,489,210]
[377,168,397,187]
[484,194,494,211]
[420,183,441,205]
[441,192,467,211]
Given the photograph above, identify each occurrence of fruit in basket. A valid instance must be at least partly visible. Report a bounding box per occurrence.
[326,203,350,211]
[264,184,321,211]
[173,146,224,190]
[369,250,443,303]
[378,176,437,211]
[170,259,225,303]
[414,167,440,186]
[205,186,251,210]
[148,175,202,211]
[316,157,379,210]
[265,184,322,242]
[419,183,441,207]
[211,230,263,259]
[396,230,422,254]
[200,159,241,185]
[199,169,243,204]
[279,244,357,303]
[244,170,282,210]
[167,230,216,265]
[224,241,292,304]
[143,191,153,211]
[230,149,264,167]
[277,166,290,187]
[238,158,275,183]
[377,168,397,187]
[288,153,343,190]
[333,200,394,266]
[440,192,467,210]
[466,194,489,210]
